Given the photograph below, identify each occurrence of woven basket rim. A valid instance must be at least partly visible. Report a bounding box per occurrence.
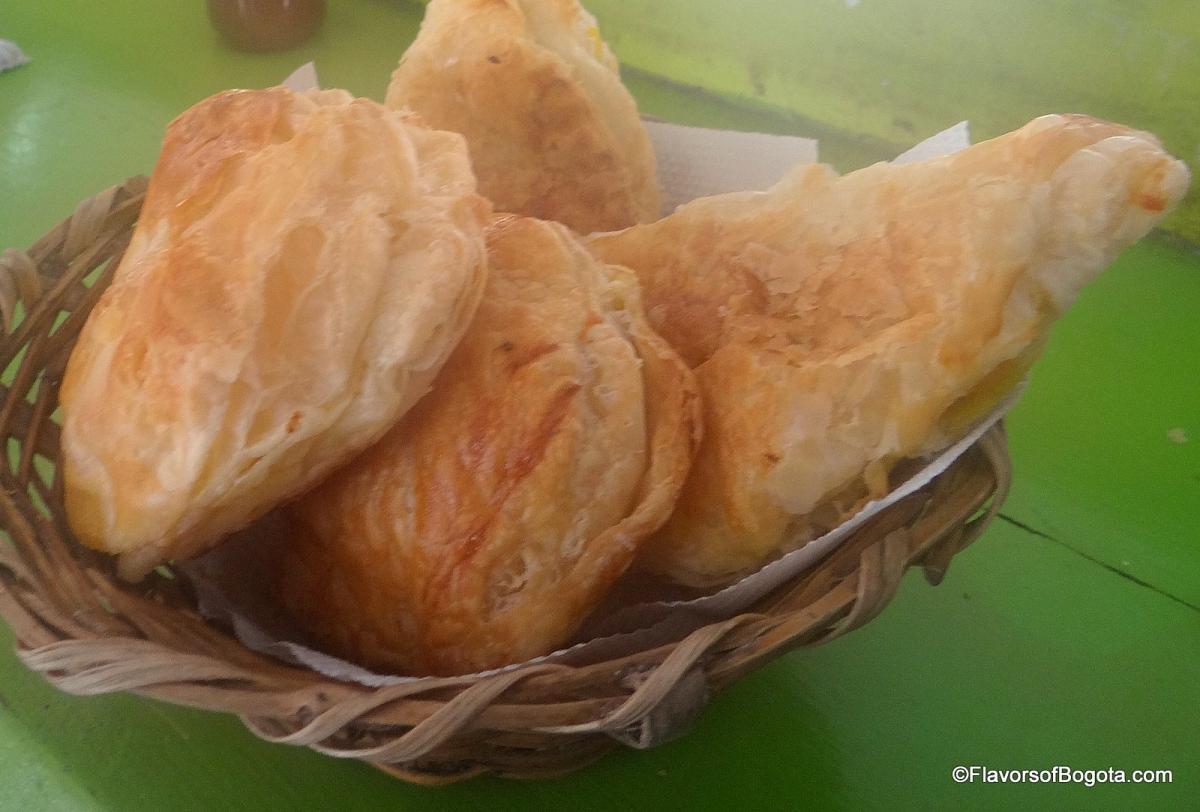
[0,177,1012,783]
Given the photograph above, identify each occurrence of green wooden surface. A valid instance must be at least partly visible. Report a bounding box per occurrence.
[586,0,1200,242]
[1,2,1197,809]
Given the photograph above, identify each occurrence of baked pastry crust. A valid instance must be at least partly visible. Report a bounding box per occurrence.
[61,87,491,580]
[588,114,1190,587]
[279,216,700,675]
[386,0,660,234]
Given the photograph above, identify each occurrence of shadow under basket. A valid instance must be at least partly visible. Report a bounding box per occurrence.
[0,177,1012,784]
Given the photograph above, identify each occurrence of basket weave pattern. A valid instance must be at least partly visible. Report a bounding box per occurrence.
[0,179,1011,783]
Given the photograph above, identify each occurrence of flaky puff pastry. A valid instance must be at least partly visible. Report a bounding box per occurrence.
[385,0,660,234]
[278,216,701,676]
[588,114,1189,587]
[61,87,490,581]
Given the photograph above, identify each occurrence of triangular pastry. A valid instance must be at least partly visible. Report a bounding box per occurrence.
[588,114,1189,586]
[61,87,491,580]
[386,0,660,234]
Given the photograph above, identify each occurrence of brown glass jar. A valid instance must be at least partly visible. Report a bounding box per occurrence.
[207,0,326,53]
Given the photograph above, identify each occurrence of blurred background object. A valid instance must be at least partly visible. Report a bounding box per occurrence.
[0,39,30,74]
[207,0,325,52]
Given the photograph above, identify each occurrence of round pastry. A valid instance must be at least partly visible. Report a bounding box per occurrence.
[385,0,660,234]
[587,114,1190,587]
[278,215,701,676]
[60,86,491,581]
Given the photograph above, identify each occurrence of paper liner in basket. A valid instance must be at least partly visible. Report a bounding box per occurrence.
[176,63,992,686]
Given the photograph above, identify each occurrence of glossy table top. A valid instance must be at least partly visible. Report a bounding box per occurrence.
[1,2,1197,809]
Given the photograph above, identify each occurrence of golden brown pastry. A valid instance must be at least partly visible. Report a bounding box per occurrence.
[385,0,660,234]
[278,216,701,676]
[588,114,1190,587]
[61,87,491,581]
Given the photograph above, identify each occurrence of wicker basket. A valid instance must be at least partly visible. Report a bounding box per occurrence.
[0,178,1011,784]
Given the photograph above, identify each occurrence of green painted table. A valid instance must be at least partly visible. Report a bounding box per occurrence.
[1,2,1197,809]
